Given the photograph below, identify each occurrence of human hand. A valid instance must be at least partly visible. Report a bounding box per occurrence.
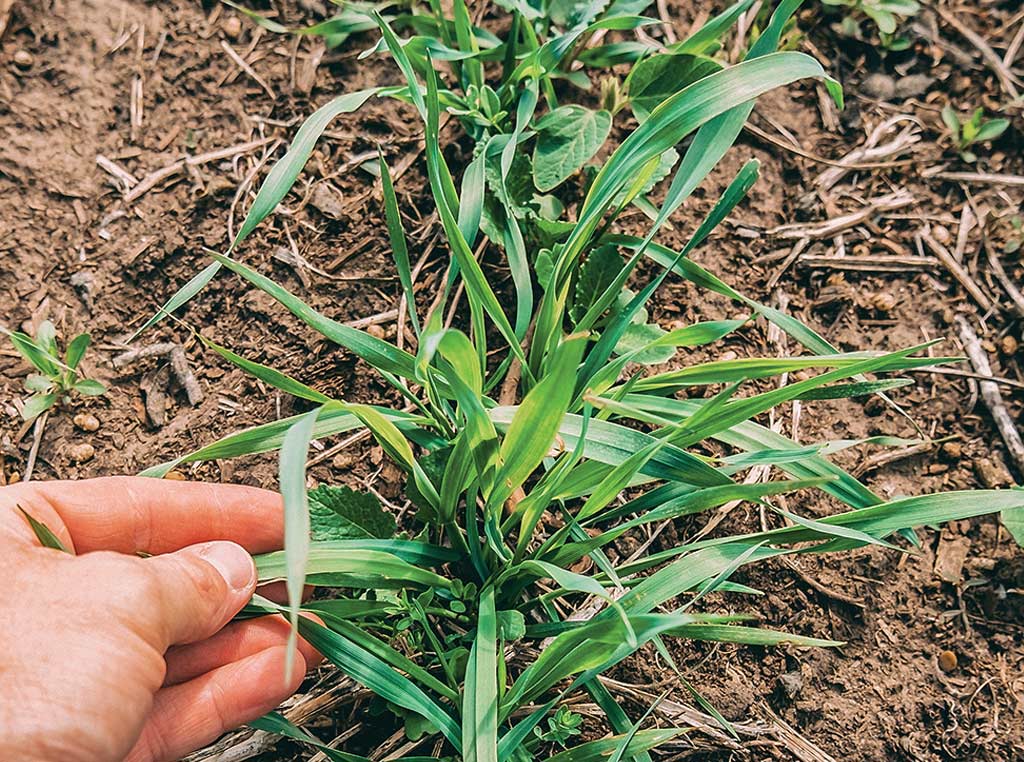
[0,476,320,762]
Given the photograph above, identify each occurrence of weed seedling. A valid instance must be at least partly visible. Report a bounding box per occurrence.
[6,320,105,421]
[942,104,1010,162]
[824,0,920,50]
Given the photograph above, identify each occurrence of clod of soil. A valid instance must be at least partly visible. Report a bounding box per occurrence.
[72,413,100,432]
[67,443,95,463]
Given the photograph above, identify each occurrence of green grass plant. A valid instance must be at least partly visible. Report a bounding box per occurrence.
[135,2,1024,758]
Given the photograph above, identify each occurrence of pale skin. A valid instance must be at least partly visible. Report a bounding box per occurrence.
[0,476,321,762]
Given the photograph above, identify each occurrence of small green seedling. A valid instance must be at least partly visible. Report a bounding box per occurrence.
[533,707,583,748]
[825,0,920,50]
[6,320,106,421]
[942,105,1010,163]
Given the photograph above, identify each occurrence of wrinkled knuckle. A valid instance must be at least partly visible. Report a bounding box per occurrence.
[204,678,232,734]
[136,717,172,762]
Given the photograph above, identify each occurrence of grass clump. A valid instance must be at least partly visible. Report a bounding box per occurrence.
[138,2,1023,758]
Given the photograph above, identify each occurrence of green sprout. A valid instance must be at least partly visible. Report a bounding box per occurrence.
[532,707,583,748]
[6,320,106,421]
[823,0,920,50]
[942,104,1011,163]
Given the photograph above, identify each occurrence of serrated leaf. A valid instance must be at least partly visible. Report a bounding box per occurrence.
[308,485,396,541]
[571,245,622,323]
[627,53,722,121]
[548,0,610,28]
[609,148,678,208]
[485,149,535,216]
[533,106,612,192]
[613,322,675,364]
[497,609,527,641]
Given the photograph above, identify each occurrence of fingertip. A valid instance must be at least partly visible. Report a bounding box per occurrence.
[194,541,256,595]
[271,644,308,695]
[297,613,325,668]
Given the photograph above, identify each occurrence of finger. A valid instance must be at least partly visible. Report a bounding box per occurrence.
[2,476,283,554]
[256,580,316,605]
[138,541,256,649]
[125,645,305,762]
[164,615,323,686]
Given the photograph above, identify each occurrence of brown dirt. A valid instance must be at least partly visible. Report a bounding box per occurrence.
[1,0,1022,760]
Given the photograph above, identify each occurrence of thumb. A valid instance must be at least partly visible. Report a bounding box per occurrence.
[140,541,257,650]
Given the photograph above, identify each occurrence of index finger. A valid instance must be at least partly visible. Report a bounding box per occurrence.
[3,476,284,555]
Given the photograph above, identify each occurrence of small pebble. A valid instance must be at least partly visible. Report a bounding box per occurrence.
[940,441,962,461]
[932,225,952,245]
[938,650,958,673]
[778,671,803,699]
[975,458,1011,488]
[163,470,187,481]
[68,443,95,463]
[869,292,897,312]
[12,49,33,69]
[73,412,100,432]
[366,324,386,340]
[221,15,242,38]
[1000,335,1018,355]
[860,72,896,100]
[331,452,355,470]
[894,74,934,99]
[864,396,886,416]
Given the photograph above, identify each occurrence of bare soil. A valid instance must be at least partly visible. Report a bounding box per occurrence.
[1,0,1022,759]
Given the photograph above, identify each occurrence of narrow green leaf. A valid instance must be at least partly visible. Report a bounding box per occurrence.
[464,586,498,762]
[18,507,71,553]
[65,333,91,370]
[279,408,319,681]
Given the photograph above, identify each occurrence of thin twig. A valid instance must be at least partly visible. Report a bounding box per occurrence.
[919,230,996,313]
[768,191,915,240]
[23,412,48,482]
[220,39,277,100]
[125,136,276,203]
[908,365,1024,392]
[799,254,939,272]
[96,154,139,191]
[936,7,1021,100]
[955,315,1024,476]
[781,556,866,609]
[924,170,1024,187]
[985,241,1024,318]
[814,117,921,190]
